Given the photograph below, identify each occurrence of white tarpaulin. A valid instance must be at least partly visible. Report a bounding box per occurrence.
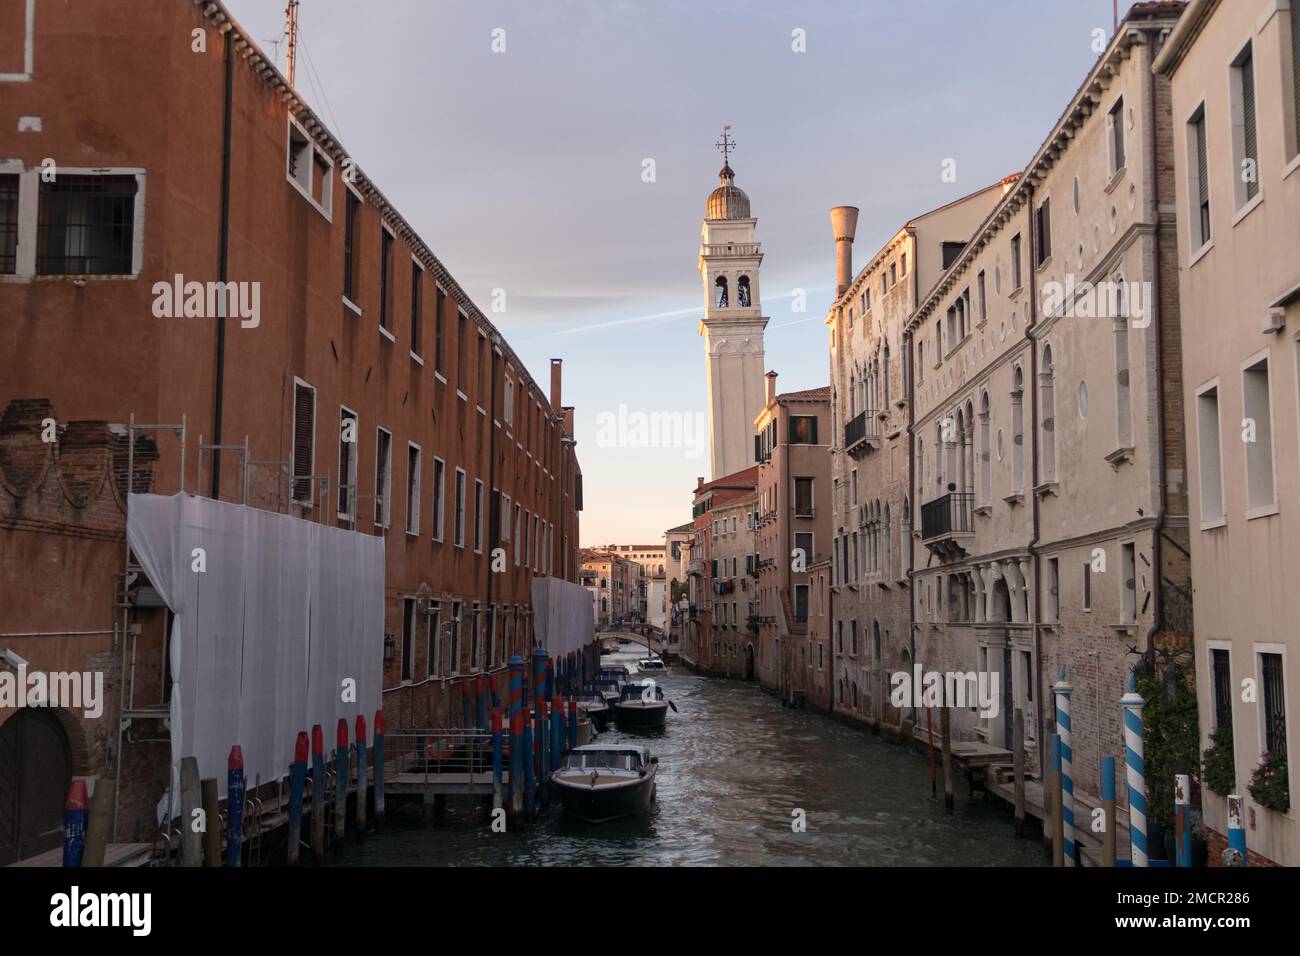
[126,493,384,814]
[530,576,595,660]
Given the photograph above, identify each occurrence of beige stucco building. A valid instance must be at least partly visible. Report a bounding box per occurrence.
[825,182,1009,727]
[1156,0,1300,867]
[907,2,1190,807]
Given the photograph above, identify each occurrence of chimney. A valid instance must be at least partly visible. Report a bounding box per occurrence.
[830,206,860,297]
[765,370,778,406]
[562,406,575,436]
[550,358,562,412]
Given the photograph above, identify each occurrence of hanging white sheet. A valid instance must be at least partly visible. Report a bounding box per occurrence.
[126,493,384,814]
[530,575,595,660]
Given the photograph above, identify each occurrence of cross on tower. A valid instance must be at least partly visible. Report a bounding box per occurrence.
[715,125,735,165]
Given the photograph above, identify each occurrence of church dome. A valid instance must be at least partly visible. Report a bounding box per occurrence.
[706,163,751,220]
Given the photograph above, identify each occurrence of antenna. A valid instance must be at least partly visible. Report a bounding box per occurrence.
[286,0,300,85]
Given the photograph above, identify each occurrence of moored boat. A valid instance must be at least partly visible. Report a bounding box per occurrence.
[613,680,671,734]
[552,744,657,823]
[576,693,612,732]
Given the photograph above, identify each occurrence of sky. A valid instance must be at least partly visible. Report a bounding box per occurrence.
[227,0,1117,546]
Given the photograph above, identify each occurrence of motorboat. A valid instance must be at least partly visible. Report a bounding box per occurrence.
[552,744,657,823]
[576,693,612,732]
[590,677,622,707]
[637,658,668,674]
[613,680,671,734]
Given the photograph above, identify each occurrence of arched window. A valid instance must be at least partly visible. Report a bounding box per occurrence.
[852,682,859,709]
[979,390,991,506]
[963,399,976,500]
[883,339,891,407]
[883,502,891,578]
[1114,277,1132,447]
[1011,367,1025,495]
[900,496,911,576]
[737,275,751,307]
[1041,345,1056,481]
[715,275,729,308]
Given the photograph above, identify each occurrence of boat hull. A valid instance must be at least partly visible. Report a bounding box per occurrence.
[553,775,655,823]
[613,701,668,734]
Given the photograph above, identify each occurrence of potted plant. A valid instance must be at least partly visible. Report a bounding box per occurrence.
[1201,723,1236,796]
[1247,751,1290,814]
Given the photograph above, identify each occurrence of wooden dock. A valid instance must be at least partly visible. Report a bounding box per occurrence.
[7,843,153,868]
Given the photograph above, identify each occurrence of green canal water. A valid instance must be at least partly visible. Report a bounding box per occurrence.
[339,657,1048,867]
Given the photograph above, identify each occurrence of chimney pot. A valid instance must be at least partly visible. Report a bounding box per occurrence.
[829,206,860,298]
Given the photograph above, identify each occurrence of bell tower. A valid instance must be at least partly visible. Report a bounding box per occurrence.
[698,127,768,480]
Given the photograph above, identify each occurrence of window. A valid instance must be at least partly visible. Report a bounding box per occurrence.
[37,175,139,275]
[435,286,446,372]
[431,458,446,541]
[1114,301,1132,447]
[410,260,423,354]
[470,603,481,672]
[343,188,360,301]
[1196,384,1224,522]
[291,380,316,505]
[1188,106,1212,248]
[401,598,415,682]
[504,375,515,426]
[1011,233,1023,290]
[1040,345,1056,481]
[1109,97,1126,174]
[794,585,809,624]
[1211,647,1232,731]
[337,407,358,519]
[379,228,393,331]
[1011,367,1025,495]
[474,478,484,552]
[1230,43,1259,208]
[1242,357,1275,511]
[477,333,488,407]
[1035,198,1051,266]
[374,428,392,528]
[514,503,522,566]
[1082,562,1092,611]
[789,415,818,444]
[427,602,441,678]
[1120,542,1136,625]
[1260,652,1287,756]
[1046,557,1059,624]
[454,468,467,547]
[450,601,462,675]
[977,271,987,323]
[405,443,421,534]
[795,531,814,564]
[286,118,332,216]
[458,311,469,392]
[1,174,19,274]
[978,391,991,506]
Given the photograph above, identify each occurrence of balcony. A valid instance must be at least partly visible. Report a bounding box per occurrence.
[920,492,975,557]
[843,410,881,457]
[687,559,705,577]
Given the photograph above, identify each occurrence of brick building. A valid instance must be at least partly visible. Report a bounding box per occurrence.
[0,0,581,859]
[754,374,831,700]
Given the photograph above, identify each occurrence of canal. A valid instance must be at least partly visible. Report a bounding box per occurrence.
[340,651,1047,866]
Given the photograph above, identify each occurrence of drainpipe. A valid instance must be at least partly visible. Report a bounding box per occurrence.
[1026,180,1044,774]
[1143,31,1168,665]
[210,28,234,497]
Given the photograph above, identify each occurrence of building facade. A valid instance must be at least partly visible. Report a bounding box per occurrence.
[579,549,638,628]
[906,2,1190,806]
[754,374,831,700]
[825,182,1009,728]
[0,0,580,858]
[1155,0,1300,866]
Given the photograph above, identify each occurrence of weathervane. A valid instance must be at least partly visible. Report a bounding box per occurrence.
[715,125,735,166]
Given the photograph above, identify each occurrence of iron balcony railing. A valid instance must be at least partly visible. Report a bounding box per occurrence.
[843,410,880,452]
[920,492,975,540]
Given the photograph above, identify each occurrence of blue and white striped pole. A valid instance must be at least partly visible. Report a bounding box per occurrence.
[1121,673,1148,867]
[1053,668,1075,866]
[1225,794,1248,866]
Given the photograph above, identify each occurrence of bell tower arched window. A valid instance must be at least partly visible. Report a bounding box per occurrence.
[737,275,751,307]
[714,275,729,308]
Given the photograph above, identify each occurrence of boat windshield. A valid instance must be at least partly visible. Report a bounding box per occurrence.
[620,683,663,701]
[565,751,641,771]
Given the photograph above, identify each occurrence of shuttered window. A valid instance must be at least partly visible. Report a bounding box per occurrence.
[343,189,359,300]
[1035,197,1051,266]
[1241,48,1259,201]
[337,407,357,519]
[374,428,392,528]
[291,381,315,504]
[1192,107,1211,246]
[379,228,393,330]
[410,261,422,354]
